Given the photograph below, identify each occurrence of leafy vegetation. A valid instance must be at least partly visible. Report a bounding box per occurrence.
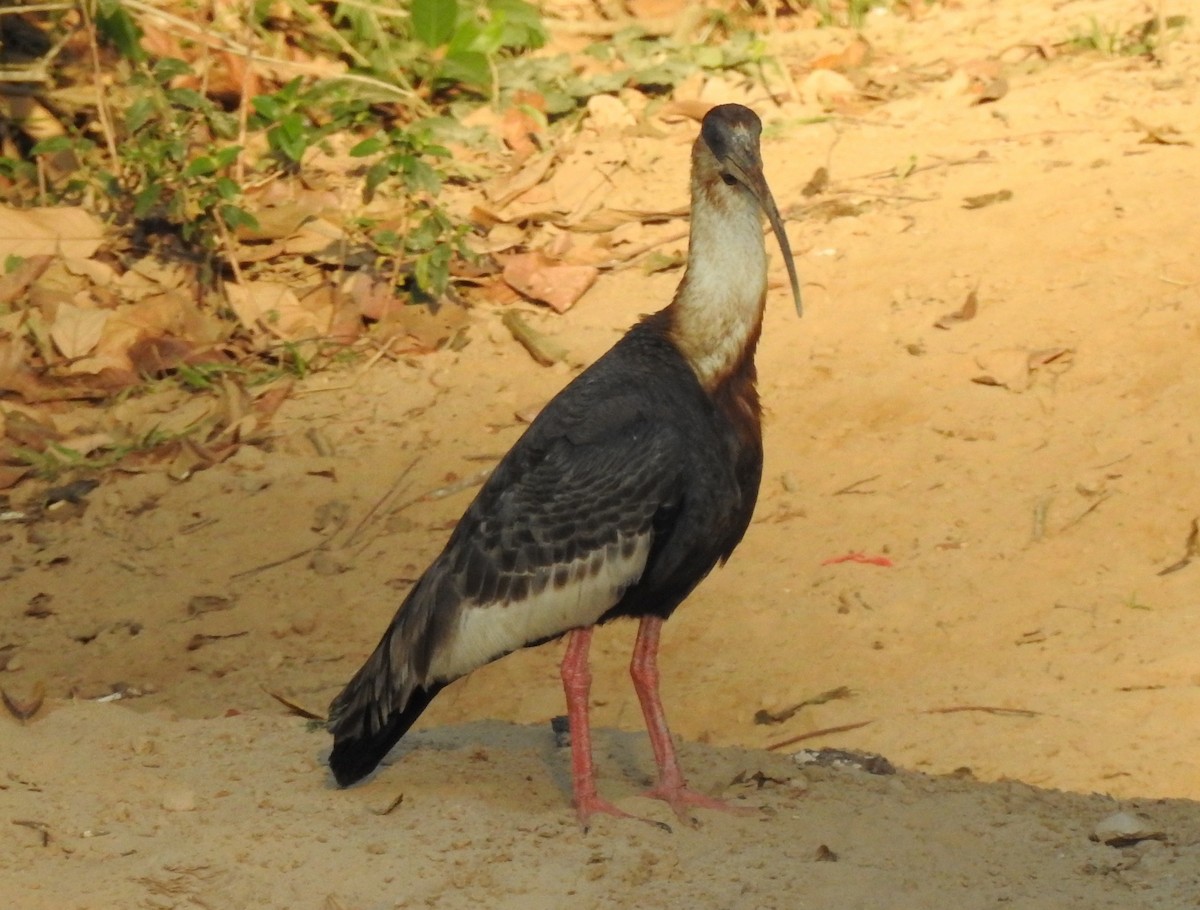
[1068,13,1188,59]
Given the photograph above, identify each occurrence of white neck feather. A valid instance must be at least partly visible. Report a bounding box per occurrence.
[669,184,767,388]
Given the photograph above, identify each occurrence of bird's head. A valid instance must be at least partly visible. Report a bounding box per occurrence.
[695,104,803,317]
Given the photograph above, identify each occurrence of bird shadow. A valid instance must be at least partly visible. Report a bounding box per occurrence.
[316,719,691,811]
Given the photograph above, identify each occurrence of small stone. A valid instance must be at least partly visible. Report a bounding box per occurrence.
[227,445,266,470]
[1091,811,1165,847]
[787,773,810,794]
[240,475,271,494]
[309,549,350,576]
[161,789,196,812]
[290,613,317,636]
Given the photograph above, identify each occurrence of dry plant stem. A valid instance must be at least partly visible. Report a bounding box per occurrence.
[0,2,74,13]
[765,719,875,752]
[235,0,255,186]
[213,209,245,286]
[284,0,371,68]
[343,456,419,550]
[596,227,690,271]
[926,705,1040,718]
[79,0,120,168]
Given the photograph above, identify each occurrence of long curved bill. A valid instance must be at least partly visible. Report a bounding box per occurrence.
[726,158,804,318]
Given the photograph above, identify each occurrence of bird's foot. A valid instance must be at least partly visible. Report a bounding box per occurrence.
[642,783,758,827]
[574,792,673,834]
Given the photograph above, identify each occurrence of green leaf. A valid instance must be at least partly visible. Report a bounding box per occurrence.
[403,158,441,195]
[412,0,457,48]
[152,57,192,83]
[95,0,145,61]
[252,95,282,120]
[440,50,491,89]
[213,146,242,168]
[451,18,504,57]
[268,112,311,163]
[166,87,208,111]
[31,136,73,155]
[134,183,163,218]
[489,0,546,50]
[126,97,156,133]
[219,205,259,232]
[214,177,241,200]
[184,156,218,178]
[363,161,390,203]
[350,136,385,157]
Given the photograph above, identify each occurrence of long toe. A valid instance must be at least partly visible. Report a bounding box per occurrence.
[575,793,673,834]
[642,784,759,827]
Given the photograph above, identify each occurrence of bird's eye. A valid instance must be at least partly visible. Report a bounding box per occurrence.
[721,173,738,187]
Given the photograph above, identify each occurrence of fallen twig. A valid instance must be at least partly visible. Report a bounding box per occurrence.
[925,705,1040,718]
[344,456,420,549]
[832,474,880,495]
[1059,491,1113,532]
[766,719,874,752]
[1157,517,1199,576]
[755,686,853,725]
[262,686,325,721]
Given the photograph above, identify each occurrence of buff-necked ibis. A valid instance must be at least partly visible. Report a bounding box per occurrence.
[327,103,803,829]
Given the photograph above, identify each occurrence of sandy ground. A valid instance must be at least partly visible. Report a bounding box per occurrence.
[3,1,1200,906]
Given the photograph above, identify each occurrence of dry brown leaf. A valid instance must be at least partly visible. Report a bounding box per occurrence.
[972,347,1074,391]
[344,272,401,323]
[0,207,105,259]
[0,254,54,306]
[972,349,1034,391]
[376,301,470,353]
[61,257,117,288]
[2,682,45,723]
[127,335,195,376]
[1132,118,1193,146]
[486,150,557,208]
[226,281,328,341]
[500,252,598,313]
[282,218,347,258]
[302,283,360,344]
[501,102,545,161]
[48,301,109,360]
[801,69,858,109]
[0,464,30,491]
[252,379,295,426]
[0,335,38,398]
[974,75,1009,104]
[548,140,628,217]
[963,189,1013,209]
[934,290,979,330]
[2,406,61,449]
[810,39,871,72]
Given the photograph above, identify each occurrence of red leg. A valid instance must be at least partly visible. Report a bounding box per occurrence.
[561,627,632,830]
[630,615,755,824]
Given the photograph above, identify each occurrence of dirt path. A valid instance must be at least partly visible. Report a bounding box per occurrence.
[4,1,1200,906]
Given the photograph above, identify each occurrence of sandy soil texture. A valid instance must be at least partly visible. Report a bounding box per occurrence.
[3,2,1199,907]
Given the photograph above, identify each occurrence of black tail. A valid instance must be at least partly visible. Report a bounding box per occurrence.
[328,682,444,787]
